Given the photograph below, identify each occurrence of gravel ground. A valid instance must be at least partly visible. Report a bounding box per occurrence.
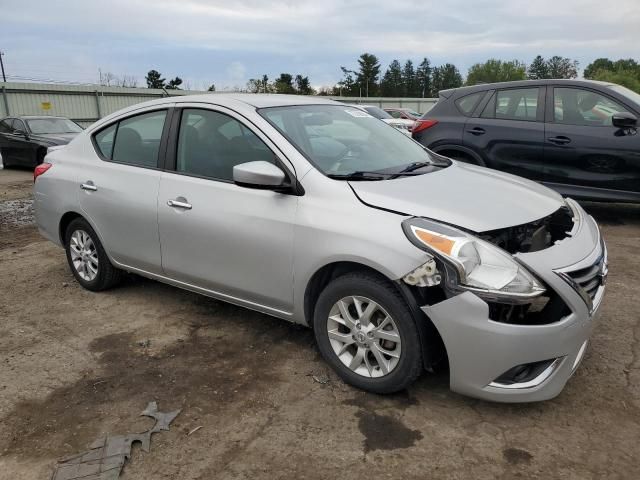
[0,167,639,480]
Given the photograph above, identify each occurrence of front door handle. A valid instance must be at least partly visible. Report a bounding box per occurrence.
[547,136,571,145]
[466,127,486,136]
[167,199,192,210]
[80,181,97,191]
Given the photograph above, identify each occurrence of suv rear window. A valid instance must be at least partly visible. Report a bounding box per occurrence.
[455,92,484,116]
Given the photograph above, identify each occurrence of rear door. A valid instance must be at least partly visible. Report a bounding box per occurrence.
[157,106,297,313]
[464,86,547,181]
[78,108,171,274]
[543,86,640,195]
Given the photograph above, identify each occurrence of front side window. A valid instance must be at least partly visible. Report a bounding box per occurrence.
[259,105,440,177]
[389,110,402,118]
[107,110,167,167]
[554,87,630,126]
[483,88,539,121]
[12,119,27,132]
[362,106,393,119]
[26,118,82,134]
[176,109,274,181]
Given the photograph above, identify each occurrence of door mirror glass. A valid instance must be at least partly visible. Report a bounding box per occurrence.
[612,112,638,129]
[233,161,286,189]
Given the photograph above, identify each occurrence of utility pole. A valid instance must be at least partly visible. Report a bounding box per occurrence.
[0,51,6,82]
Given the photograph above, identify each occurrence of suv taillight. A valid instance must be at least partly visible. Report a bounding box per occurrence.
[412,119,438,135]
[34,162,52,183]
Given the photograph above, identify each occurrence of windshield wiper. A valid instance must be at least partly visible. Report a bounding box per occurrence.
[388,161,433,178]
[326,171,388,181]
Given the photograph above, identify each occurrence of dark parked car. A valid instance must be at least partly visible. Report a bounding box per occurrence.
[0,116,83,168]
[412,80,640,202]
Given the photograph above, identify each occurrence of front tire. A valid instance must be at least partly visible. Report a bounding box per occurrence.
[313,273,423,394]
[64,218,122,291]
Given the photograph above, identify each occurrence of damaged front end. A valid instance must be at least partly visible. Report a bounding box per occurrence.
[401,201,579,326]
[399,199,606,402]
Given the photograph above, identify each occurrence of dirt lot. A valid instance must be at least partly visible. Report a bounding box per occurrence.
[0,167,639,479]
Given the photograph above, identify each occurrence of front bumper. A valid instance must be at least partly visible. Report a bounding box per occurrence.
[423,201,607,402]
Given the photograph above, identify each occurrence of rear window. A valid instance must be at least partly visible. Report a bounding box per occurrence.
[455,92,485,116]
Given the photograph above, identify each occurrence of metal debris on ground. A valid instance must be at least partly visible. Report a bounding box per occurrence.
[50,402,180,480]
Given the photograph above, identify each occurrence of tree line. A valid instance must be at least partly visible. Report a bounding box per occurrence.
[136,55,640,96]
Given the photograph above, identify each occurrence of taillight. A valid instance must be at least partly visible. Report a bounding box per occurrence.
[34,162,52,183]
[412,119,438,135]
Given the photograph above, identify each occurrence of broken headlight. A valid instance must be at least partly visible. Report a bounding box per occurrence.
[402,218,545,300]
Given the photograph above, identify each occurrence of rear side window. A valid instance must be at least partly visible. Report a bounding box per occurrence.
[112,111,167,167]
[455,92,484,116]
[94,110,167,168]
[95,123,117,159]
[482,88,539,121]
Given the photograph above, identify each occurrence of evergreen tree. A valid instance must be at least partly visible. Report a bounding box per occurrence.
[416,58,432,97]
[527,55,549,79]
[402,60,417,97]
[356,53,381,97]
[145,70,165,89]
[380,60,403,97]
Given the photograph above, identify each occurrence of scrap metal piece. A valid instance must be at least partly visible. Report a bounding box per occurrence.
[51,402,180,480]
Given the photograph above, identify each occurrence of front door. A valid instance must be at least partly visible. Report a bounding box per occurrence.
[543,86,640,195]
[464,86,547,181]
[157,107,297,313]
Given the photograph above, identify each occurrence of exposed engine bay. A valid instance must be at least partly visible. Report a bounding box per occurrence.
[478,205,576,254]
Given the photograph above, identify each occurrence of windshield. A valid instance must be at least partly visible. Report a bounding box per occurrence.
[259,104,441,178]
[362,106,393,119]
[26,118,83,134]
[608,85,640,108]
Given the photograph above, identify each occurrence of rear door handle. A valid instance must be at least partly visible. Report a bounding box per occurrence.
[466,127,486,136]
[167,199,192,210]
[80,181,97,191]
[547,136,571,145]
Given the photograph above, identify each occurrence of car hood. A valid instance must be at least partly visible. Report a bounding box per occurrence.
[349,161,565,232]
[31,133,79,145]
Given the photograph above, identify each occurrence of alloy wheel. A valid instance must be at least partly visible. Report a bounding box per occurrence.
[69,229,99,281]
[326,296,402,378]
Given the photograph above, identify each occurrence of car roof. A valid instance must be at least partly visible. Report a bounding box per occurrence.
[173,93,338,108]
[3,115,70,120]
[440,79,615,97]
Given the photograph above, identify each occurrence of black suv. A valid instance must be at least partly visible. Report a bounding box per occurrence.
[413,79,640,202]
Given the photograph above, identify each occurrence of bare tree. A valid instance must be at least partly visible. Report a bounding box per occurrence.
[100,72,118,86]
[120,75,138,88]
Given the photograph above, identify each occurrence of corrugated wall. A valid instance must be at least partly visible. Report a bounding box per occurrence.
[0,82,437,127]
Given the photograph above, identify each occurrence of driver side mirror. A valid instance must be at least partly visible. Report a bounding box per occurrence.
[612,112,637,129]
[233,161,287,190]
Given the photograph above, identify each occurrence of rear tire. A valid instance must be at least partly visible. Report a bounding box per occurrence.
[64,218,123,291]
[313,273,423,394]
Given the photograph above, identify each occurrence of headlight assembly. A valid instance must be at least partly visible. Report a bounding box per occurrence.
[402,218,545,300]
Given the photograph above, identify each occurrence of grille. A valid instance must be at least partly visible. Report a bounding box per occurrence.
[559,243,608,312]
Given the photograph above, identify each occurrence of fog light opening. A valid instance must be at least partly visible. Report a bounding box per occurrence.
[489,357,563,390]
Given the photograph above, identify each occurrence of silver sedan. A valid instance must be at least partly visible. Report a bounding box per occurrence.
[33,94,606,402]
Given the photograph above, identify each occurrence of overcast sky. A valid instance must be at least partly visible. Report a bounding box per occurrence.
[3,0,640,90]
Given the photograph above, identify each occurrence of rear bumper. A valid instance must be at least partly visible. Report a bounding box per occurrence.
[422,200,606,402]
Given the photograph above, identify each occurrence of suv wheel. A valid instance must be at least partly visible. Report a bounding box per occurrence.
[64,218,123,291]
[313,273,423,393]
